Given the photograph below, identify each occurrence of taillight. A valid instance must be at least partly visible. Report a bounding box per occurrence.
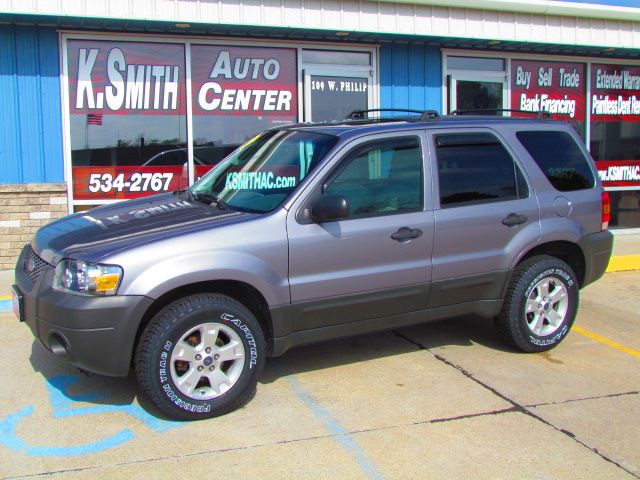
[601,191,611,231]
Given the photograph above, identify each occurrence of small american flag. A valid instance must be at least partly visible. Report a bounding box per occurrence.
[87,113,103,126]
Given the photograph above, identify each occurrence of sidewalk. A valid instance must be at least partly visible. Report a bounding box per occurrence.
[1,232,639,310]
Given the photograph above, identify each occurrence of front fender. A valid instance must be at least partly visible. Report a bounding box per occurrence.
[116,249,289,307]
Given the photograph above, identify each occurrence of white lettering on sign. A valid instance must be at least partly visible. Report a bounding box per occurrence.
[624,70,640,90]
[310,79,368,93]
[75,47,180,112]
[76,48,99,109]
[596,69,624,90]
[598,165,640,182]
[538,67,552,87]
[198,83,292,111]
[559,68,580,88]
[209,51,280,80]
[515,66,531,90]
[197,50,292,112]
[592,95,640,116]
[519,93,577,118]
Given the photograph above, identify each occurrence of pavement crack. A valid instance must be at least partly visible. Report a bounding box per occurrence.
[525,390,639,408]
[392,329,640,480]
[422,406,518,424]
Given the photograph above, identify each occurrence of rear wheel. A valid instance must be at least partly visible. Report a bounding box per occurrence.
[135,294,265,420]
[496,256,578,352]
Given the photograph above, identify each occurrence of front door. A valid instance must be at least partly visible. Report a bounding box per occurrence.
[286,133,433,331]
[303,67,373,122]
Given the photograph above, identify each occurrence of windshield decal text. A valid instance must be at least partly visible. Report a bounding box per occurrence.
[224,172,296,190]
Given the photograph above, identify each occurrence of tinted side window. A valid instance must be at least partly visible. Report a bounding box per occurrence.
[435,133,528,208]
[517,130,595,191]
[325,137,423,218]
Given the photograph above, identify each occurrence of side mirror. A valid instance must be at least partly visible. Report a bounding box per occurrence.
[311,194,350,223]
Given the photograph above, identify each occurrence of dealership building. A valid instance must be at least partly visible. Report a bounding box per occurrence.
[1,0,639,268]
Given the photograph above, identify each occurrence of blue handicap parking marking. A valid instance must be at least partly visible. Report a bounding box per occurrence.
[0,374,182,457]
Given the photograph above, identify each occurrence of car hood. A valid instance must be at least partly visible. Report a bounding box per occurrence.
[33,192,252,265]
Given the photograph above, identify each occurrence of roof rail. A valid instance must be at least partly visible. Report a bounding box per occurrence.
[449,109,552,120]
[346,109,440,121]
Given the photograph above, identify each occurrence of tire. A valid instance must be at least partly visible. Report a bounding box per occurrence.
[135,293,266,420]
[496,255,579,353]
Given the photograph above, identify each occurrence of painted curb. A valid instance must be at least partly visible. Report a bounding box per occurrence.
[606,254,640,273]
[0,297,11,313]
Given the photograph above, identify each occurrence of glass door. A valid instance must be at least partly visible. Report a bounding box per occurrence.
[303,67,373,122]
[449,72,507,115]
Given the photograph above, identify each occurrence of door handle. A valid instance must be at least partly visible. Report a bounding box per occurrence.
[502,213,528,227]
[391,227,423,242]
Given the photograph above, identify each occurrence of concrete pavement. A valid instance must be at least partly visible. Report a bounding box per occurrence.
[0,261,638,478]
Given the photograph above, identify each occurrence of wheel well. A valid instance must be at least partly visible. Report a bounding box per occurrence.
[133,280,273,361]
[520,241,586,287]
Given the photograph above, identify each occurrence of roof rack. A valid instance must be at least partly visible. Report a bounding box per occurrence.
[347,109,440,121]
[449,109,552,120]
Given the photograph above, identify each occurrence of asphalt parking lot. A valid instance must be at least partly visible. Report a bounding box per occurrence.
[0,271,638,479]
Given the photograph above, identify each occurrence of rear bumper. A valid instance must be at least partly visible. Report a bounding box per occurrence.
[579,230,614,288]
[15,245,153,376]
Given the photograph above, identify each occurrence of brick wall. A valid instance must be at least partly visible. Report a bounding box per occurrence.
[0,183,68,270]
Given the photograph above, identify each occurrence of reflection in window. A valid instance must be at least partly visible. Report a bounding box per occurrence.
[518,131,594,192]
[67,39,188,201]
[302,49,371,66]
[436,133,527,207]
[447,56,505,72]
[325,137,423,218]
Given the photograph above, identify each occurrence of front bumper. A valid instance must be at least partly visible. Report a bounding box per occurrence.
[14,245,153,376]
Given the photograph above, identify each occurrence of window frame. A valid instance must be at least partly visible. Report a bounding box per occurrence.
[297,132,426,223]
[429,129,530,210]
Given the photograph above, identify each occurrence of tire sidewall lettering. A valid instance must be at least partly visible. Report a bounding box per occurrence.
[529,324,569,346]
[220,312,258,369]
[524,268,574,299]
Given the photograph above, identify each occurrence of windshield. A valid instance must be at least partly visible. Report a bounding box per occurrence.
[189,130,338,213]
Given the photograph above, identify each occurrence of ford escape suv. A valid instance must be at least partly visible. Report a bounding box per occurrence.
[13,111,613,420]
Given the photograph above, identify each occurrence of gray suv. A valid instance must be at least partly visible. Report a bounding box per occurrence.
[13,111,613,420]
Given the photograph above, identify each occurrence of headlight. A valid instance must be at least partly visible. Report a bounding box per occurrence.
[53,260,123,296]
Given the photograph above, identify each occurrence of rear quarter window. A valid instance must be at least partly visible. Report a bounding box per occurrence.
[516,130,595,191]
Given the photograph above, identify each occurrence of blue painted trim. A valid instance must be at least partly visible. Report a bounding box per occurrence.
[380,44,442,114]
[0,25,64,184]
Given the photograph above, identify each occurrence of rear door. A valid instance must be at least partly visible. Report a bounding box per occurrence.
[428,129,541,308]
[286,132,434,331]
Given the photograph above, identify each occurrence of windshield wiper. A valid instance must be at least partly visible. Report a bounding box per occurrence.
[189,191,228,210]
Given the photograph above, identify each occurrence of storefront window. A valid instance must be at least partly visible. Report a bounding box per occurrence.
[447,56,504,71]
[590,64,640,228]
[302,49,371,66]
[511,59,586,138]
[190,45,298,179]
[67,40,188,202]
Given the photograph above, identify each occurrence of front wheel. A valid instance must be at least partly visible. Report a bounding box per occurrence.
[135,294,266,420]
[496,256,579,353]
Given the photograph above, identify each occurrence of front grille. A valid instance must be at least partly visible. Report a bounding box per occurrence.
[23,245,51,284]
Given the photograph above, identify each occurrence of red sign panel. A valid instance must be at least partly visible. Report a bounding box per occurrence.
[73,166,190,200]
[511,60,586,121]
[596,161,640,188]
[591,64,640,123]
[190,45,297,117]
[67,40,186,115]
